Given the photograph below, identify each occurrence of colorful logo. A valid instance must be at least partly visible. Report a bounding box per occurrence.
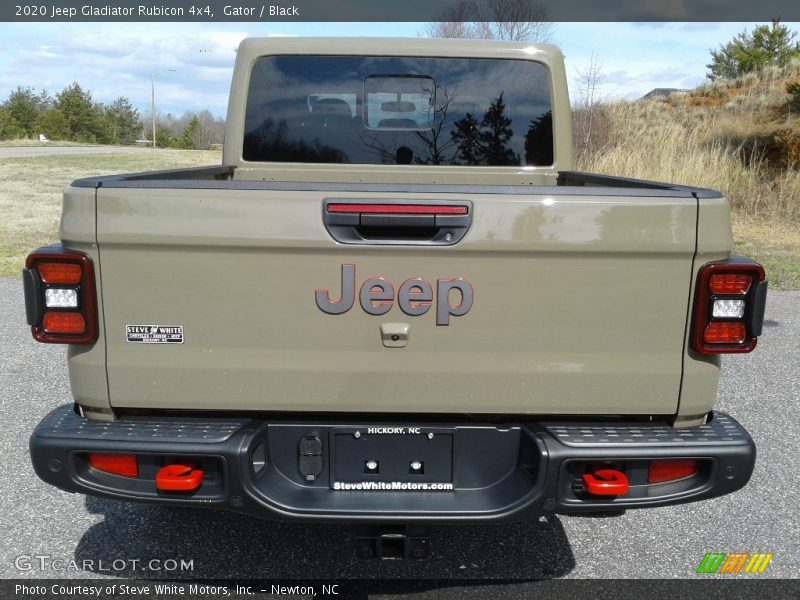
[697,552,773,574]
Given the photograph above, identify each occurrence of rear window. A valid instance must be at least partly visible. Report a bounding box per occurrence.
[243,55,553,166]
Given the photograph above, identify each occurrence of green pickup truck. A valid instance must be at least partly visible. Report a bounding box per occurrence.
[23,37,766,558]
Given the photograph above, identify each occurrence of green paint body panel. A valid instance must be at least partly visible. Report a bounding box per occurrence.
[88,186,712,417]
[56,38,735,423]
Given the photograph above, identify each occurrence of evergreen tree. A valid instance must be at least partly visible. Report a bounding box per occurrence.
[478,93,519,165]
[2,87,46,137]
[105,97,140,144]
[787,82,800,113]
[707,20,800,80]
[37,89,54,111]
[35,108,70,140]
[450,112,482,165]
[155,125,176,148]
[55,82,111,143]
[178,115,212,150]
[524,110,553,166]
[0,108,23,140]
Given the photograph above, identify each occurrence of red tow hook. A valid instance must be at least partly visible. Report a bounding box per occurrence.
[582,468,629,496]
[156,463,203,491]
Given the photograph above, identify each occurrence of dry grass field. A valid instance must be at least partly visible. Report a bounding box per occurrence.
[0,149,218,277]
[576,61,800,289]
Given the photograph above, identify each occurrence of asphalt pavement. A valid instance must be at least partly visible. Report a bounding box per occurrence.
[0,277,797,586]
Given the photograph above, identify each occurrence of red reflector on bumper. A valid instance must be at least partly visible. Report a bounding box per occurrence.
[582,469,629,496]
[88,453,138,477]
[703,321,746,344]
[648,459,698,484]
[42,312,86,334]
[156,464,204,491]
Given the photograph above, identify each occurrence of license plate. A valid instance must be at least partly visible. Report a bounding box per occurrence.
[331,427,453,490]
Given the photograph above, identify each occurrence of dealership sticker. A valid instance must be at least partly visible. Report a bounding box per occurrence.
[125,325,184,344]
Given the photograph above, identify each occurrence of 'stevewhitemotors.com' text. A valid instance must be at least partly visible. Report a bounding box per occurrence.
[333,481,454,491]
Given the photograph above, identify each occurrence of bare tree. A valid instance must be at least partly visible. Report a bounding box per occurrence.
[422,1,482,39]
[424,0,554,42]
[573,54,606,161]
[414,85,458,164]
[476,0,553,42]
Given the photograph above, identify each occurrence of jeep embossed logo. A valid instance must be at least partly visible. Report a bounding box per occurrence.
[315,264,473,325]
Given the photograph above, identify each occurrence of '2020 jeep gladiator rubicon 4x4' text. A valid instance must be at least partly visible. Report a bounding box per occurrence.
[24,38,767,557]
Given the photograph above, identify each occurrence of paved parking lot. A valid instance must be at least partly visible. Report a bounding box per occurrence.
[0,278,797,586]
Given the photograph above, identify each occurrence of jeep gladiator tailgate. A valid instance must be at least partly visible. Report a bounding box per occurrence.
[94,183,697,416]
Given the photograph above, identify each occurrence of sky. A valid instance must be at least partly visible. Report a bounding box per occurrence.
[0,21,794,118]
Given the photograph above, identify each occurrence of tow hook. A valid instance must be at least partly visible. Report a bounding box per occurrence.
[156,463,204,491]
[582,468,629,496]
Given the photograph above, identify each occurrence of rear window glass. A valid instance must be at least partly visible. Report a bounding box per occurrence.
[243,56,553,166]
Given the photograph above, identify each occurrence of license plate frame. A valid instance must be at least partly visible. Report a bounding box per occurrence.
[331,426,454,489]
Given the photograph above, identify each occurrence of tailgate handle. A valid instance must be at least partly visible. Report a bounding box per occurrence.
[323,201,472,246]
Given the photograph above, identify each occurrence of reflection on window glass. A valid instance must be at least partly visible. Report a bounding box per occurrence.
[243,56,553,166]
[364,75,435,130]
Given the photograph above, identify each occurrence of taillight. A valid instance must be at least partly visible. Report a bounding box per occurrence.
[23,245,98,344]
[43,312,86,334]
[691,258,767,354]
[38,262,82,284]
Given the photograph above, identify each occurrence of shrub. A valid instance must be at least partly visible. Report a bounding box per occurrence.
[788,82,800,113]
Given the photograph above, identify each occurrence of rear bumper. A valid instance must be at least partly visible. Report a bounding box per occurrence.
[30,405,755,523]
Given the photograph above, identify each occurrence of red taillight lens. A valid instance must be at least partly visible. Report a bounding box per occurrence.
[703,322,746,344]
[24,246,98,344]
[648,459,698,484]
[88,453,139,477]
[691,259,767,354]
[42,312,86,334]
[38,262,82,284]
[709,273,752,295]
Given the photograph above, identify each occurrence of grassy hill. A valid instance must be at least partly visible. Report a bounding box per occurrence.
[0,149,219,277]
[576,58,800,288]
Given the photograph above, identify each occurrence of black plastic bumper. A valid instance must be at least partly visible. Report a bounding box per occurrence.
[30,405,755,523]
